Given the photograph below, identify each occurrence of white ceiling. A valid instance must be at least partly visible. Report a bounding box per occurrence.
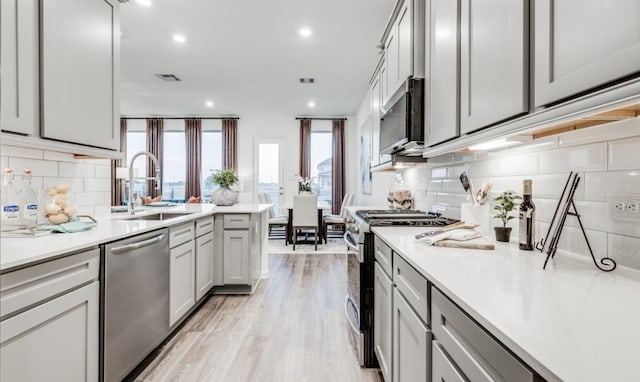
[119,0,395,117]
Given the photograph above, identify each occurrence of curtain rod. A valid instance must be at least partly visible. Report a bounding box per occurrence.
[295,117,347,121]
[122,116,240,120]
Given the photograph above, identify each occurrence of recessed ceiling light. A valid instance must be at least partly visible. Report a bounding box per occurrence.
[205,101,214,108]
[307,101,316,108]
[173,34,187,43]
[299,28,312,37]
[136,0,152,6]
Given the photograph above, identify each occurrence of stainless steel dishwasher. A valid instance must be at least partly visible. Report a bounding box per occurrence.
[101,228,170,382]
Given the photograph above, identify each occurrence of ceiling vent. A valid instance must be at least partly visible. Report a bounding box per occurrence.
[155,74,181,82]
[299,78,315,84]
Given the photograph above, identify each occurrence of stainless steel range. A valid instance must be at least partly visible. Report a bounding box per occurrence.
[343,209,459,367]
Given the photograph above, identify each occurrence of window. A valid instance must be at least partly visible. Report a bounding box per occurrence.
[310,130,332,206]
[125,131,147,199]
[162,131,187,200]
[201,131,223,200]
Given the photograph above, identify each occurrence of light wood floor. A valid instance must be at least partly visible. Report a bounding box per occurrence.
[135,253,383,382]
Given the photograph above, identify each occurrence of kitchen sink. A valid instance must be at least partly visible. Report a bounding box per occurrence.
[122,212,193,221]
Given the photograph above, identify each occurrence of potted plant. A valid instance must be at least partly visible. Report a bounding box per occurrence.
[208,169,239,206]
[493,190,521,242]
[298,177,313,194]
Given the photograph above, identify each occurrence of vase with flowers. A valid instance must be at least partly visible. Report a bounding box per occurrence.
[208,169,239,206]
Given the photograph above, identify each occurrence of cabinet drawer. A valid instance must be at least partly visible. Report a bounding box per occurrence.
[431,287,535,382]
[432,340,467,382]
[374,235,393,278]
[393,253,429,324]
[170,222,195,248]
[223,214,250,229]
[195,217,214,237]
[0,249,99,320]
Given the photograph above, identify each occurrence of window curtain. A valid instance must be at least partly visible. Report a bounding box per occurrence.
[110,119,127,206]
[184,118,202,198]
[298,118,311,178]
[146,118,164,198]
[331,119,346,215]
[222,119,238,174]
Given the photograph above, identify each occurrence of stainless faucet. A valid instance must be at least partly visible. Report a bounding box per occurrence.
[128,151,161,215]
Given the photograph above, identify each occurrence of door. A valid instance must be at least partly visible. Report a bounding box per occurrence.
[195,231,215,301]
[0,0,38,135]
[460,0,528,134]
[427,0,460,146]
[170,241,195,326]
[254,138,285,214]
[374,263,393,382]
[223,230,250,284]
[534,0,640,107]
[40,0,119,149]
[0,281,99,382]
[393,289,431,382]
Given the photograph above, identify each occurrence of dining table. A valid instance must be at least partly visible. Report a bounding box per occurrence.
[282,201,332,245]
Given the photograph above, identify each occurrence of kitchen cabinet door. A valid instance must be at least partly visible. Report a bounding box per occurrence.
[371,73,382,166]
[397,0,413,85]
[195,231,215,301]
[374,263,393,382]
[0,281,99,382]
[534,0,640,107]
[170,241,195,326]
[432,341,467,382]
[426,0,459,146]
[223,230,250,284]
[0,0,38,135]
[459,0,528,134]
[392,289,431,382]
[40,0,120,150]
[383,30,398,107]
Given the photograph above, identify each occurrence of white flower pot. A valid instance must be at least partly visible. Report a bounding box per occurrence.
[211,186,238,206]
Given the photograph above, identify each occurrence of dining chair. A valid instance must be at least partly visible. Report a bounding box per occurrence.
[323,193,354,238]
[292,194,319,250]
[259,192,288,244]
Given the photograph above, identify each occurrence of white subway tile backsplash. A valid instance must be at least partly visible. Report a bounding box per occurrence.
[539,222,608,262]
[441,179,462,193]
[539,143,607,174]
[608,136,640,171]
[1,156,8,169]
[84,178,111,192]
[59,162,95,178]
[95,165,111,179]
[529,174,585,200]
[559,117,640,148]
[1,146,43,159]
[428,180,443,193]
[583,171,640,201]
[43,177,84,193]
[435,193,469,207]
[432,168,448,178]
[43,151,76,162]
[75,192,106,206]
[8,157,58,176]
[608,234,640,270]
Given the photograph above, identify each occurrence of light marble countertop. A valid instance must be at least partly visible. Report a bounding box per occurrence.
[372,226,640,382]
[0,203,271,272]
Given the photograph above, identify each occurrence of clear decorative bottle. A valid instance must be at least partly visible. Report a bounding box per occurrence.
[1,169,22,230]
[20,169,39,227]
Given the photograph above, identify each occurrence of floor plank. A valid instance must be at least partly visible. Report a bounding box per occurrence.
[135,254,382,382]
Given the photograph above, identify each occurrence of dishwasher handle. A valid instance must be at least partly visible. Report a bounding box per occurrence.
[111,233,167,254]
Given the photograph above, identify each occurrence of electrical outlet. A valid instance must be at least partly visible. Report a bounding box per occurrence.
[608,195,640,221]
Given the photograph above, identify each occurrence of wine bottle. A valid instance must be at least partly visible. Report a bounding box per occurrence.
[519,179,535,250]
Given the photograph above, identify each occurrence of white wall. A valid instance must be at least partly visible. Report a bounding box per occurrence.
[1,145,112,218]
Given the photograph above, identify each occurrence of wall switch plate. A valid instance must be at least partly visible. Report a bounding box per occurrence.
[607,195,640,221]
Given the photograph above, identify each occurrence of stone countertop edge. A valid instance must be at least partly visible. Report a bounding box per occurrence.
[0,203,272,273]
[371,226,640,382]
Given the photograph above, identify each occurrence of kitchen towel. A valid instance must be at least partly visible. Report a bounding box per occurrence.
[416,228,482,246]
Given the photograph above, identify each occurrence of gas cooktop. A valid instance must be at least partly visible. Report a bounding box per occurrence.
[354,209,459,227]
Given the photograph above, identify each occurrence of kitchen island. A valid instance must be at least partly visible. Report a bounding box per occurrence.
[372,226,640,382]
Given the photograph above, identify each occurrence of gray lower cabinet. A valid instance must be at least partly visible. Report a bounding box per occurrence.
[0,249,100,382]
[374,262,393,382]
[534,0,640,107]
[0,0,38,136]
[223,229,250,284]
[169,240,196,327]
[195,231,214,301]
[459,0,528,134]
[431,287,536,382]
[432,340,467,382]
[393,288,431,382]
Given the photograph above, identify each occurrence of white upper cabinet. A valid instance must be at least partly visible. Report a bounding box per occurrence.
[397,0,413,86]
[426,0,460,146]
[0,0,39,136]
[459,0,528,134]
[384,29,398,106]
[534,0,640,107]
[40,0,120,150]
[371,71,382,166]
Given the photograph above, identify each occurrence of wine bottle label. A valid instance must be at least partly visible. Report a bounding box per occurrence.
[519,208,535,245]
[2,205,20,221]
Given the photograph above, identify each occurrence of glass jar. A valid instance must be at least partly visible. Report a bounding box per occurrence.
[41,185,77,225]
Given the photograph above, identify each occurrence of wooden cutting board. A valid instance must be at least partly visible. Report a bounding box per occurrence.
[433,236,495,250]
